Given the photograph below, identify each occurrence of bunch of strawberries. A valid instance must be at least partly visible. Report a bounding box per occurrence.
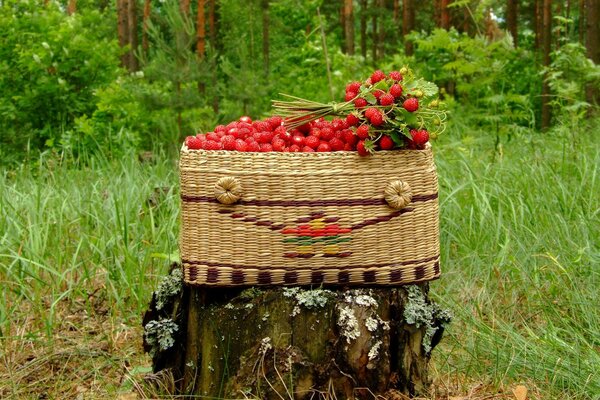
[184,67,446,156]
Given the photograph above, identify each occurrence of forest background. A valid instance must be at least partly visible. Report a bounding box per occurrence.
[0,0,599,399]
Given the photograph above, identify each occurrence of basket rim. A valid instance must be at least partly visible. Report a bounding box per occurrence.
[180,142,432,157]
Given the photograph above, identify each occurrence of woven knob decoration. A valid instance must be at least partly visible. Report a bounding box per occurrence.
[384,180,412,209]
[214,176,243,205]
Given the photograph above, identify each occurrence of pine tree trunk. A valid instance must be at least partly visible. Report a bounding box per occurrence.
[402,0,414,55]
[128,0,139,71]
[117,0,131,69]
[144,279,449,399]
[440,0,451,30]
[506,0,518,47]
[344,0,355,55]
[180,0,190,14]
[67,0,76,15]
[541,0,552,130]
[360,0,368,59]
[585,0,599,108]
[534,0,543,49]
[197,0,206,58]
[142,0,151,54]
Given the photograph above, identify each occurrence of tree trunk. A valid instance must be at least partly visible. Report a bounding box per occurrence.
[197,0,206,58]
[262,0,270,78]
[534,0,543,49]
[67,0,76,15]
[144,278,449,399]
[585,0,599,108]
[128,0,139,71]
[541,0,552,130]
[440,0,451,30]
[117,0,131,69]
[393,0,399,25]
[180,0,190,14]
[371,0,378,64]
[579,0,585,44]
[402,0,414,55]
[506,0,518,47]
[142,0,151,54]
[377,0,385,60]
[343,0,355,55]
[209,0,219,114]
[360,0,367,59]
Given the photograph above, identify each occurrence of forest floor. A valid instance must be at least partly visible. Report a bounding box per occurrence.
[1,123,598,399]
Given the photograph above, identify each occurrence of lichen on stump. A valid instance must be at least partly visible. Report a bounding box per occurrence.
[143,267,450,399]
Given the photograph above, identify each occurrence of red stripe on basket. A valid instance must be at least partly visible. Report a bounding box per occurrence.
[182,254,440,271]
[181,193,437,207]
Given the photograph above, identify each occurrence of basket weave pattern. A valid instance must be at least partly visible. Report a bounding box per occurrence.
[180,147,440,287]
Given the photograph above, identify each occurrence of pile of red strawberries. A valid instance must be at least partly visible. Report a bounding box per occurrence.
[184,70,432,156]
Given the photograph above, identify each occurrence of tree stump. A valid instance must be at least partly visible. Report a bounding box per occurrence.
[143,267,450,399]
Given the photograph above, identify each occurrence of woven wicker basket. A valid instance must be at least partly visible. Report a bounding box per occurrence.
[179,145,440,287]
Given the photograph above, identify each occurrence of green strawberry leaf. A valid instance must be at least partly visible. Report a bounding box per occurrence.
[389,130,404,146]
[363,92,377,105]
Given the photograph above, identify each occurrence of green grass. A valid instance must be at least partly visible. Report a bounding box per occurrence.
[0,123,598,398]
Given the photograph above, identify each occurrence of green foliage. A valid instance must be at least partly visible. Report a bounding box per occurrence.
[0,2,121,161]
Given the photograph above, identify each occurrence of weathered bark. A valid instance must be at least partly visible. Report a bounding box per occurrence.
[402,0,414,55]
[506,0,518,47]
[343,0,355,55]
[128,0,139,71]
[541,0,552,130]
[117,0,131,69]
[67,0,76,15]
[585,0,599,108]
[440,0,451,30]
[142,0,151,54]
[360,0,367,59]
[144,274,449,399]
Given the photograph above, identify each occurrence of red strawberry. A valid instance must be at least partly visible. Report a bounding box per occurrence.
[317,142,331,152]
[357,140,369,156]
[345,91,357,101]
[289,144,301,152]
[379,135,394,150]
[329,137,344,151]
[403,98,419,112]
[222,135,236,150]
[247,141,261,152]
[259,143,273,152]
[354,98,368,108]
[343,143,354,151]
[346,81,362,93]
[206,132,220,142]
[373,89,385,99]
[253,121,270,132]
[332,118,347,130]
[346,113,360,126]
[320,127,334,141]
[370,70,386,84]
[390,84,403,98]
[356,124,370,139]
[302,146,315,152]
[271,138,286,152]
[369,110,384,126]
[379,93,395,106]
[305,135,320,149]
[185,136,203,150]
[343,129,358,145]
[259,131,274,144]
[239,116,252,124]
[214,125,227,133]
[204,140,222,150]
[364,107,378,119]
[234,139,248,152]
[389,71,403,81]
[411,129,429,146]
[292,135,305,146]
[267,116,283,129]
